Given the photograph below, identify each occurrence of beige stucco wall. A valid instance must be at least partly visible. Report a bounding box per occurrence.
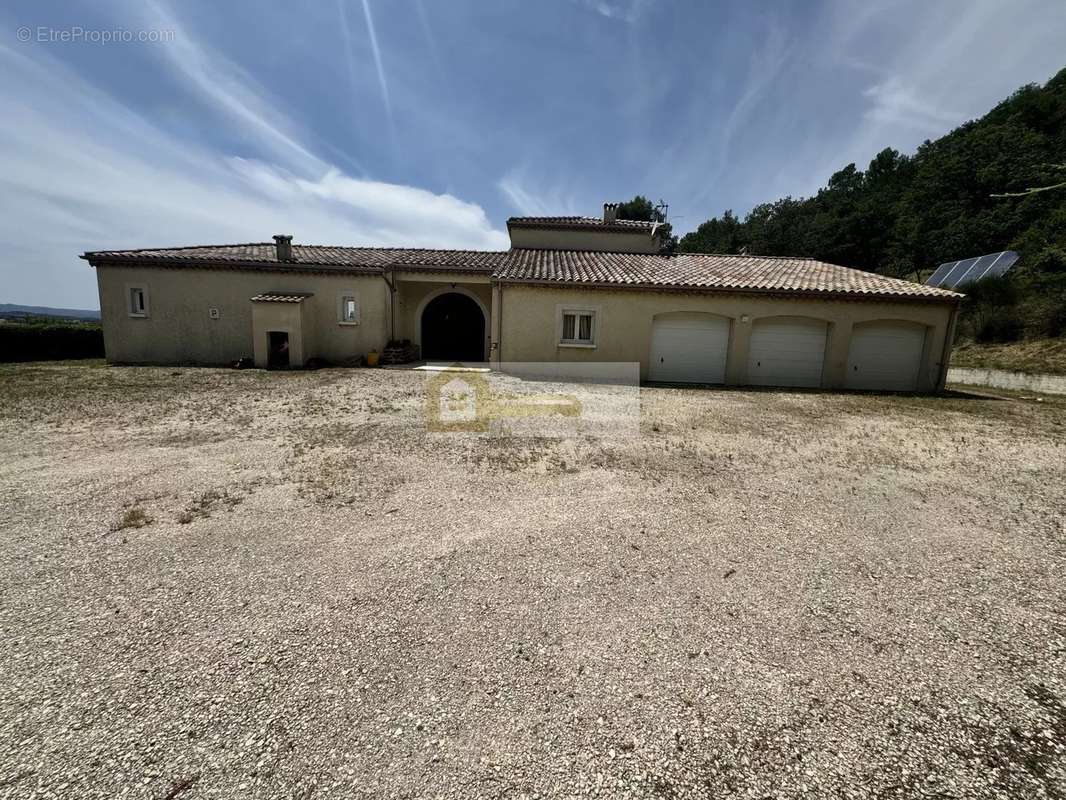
[494,283,957,391]
[393,275,492,359]
[95,262,957,390]
[508,227,660,253]
[95,264,389,364]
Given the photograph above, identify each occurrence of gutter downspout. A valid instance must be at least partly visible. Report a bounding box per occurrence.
[381,270,396,343]
[936,299,961,392]
[490,279,504,369]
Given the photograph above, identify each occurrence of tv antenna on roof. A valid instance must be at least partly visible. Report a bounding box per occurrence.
[654,199,669,222]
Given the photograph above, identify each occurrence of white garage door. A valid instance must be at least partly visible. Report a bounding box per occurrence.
[648,313,730,383]
[846,321,926,391]
[746,317,828,388]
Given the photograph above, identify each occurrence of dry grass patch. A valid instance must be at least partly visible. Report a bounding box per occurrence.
[114,506,151,531]
[177,488,244,524]
[952,337,1066,375]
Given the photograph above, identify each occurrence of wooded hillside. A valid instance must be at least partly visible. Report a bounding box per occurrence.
[676,68,1066,343]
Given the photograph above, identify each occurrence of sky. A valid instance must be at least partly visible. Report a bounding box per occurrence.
[1,0,1065,308]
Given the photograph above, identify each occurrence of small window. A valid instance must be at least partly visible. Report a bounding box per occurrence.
[128,287,148,317]
[339,294,359,324]
[561,310,595,345]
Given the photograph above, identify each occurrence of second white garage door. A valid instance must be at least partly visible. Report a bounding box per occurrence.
[648,312,730,383]
[746,317,828,388]
[845,321,926,391]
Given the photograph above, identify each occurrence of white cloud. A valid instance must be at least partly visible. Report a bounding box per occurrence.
[138,0,326,177]
[704,21,795,196]
[573,0,646,24]
[862,78,966,131]
[498,171,582,217]
[358,0,392,120]
[231,160,506,247]
[802,0,1066,188]
[0,31,507,307]
[647,14,797,214]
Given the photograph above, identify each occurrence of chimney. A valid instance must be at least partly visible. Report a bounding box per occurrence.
[273,234,294,262]
[602,202,618,224]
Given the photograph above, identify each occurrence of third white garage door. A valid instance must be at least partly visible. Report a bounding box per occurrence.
[648,312,730,383]
[746,317,828,388]
[845,321,926,391]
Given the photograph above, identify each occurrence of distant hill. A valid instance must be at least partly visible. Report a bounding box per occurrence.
[0,303,100,321]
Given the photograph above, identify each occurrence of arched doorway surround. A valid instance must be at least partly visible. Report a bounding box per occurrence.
[417,287,488,361]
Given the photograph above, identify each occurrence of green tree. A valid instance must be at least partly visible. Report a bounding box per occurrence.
[616,195,676,253]
[678,209,746,253]
[616,195,661,222]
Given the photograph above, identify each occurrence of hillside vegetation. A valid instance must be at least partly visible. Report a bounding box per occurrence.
[676,68,1066,349]
[951,338,1066,376]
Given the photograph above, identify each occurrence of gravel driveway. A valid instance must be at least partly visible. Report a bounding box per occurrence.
[1,362,1064,799]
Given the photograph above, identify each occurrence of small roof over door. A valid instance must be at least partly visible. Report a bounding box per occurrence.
[250,292,313,303]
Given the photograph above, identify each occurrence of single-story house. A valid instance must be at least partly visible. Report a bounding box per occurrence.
[81,203,962,391]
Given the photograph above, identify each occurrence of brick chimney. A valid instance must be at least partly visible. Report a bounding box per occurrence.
[273,234,294,262]
[602,202,618,224]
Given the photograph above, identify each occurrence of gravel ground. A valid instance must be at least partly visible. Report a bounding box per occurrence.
[1,361,1065,799]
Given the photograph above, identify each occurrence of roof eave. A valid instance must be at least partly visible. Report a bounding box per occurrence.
[506,220,657,235]
[492,277,962,303]
[82,254,385,274]
[84,255,502,273]
[387,263,497,274]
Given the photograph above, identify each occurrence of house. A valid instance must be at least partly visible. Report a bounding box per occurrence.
[81,203,962,391]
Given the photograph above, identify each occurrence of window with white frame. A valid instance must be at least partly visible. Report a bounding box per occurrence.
[128,286,148,317]
[560,310,595,345]
[339,294,359,324]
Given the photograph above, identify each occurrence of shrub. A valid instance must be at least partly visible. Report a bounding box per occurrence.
[962,274,1018,306]
[1037,299,1066,337]
[1029,247,1066,274]
[0,321,103,362]
[115,507,151,530]
[975,309,1025,343]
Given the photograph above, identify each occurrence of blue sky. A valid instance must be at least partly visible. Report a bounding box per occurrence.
[2,0,1065,308]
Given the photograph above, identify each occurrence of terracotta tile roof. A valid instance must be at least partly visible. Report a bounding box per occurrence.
[82,243,508,272]
[507,216,657,233]
[250,292,312,303]
[82,243,960,301]
[495,250,961,301]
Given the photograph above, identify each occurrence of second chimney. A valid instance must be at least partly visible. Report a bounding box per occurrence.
[603,202,618,224]
[273,234,294,262]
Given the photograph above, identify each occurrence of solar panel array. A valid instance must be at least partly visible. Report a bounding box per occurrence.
[926,251,1019,289]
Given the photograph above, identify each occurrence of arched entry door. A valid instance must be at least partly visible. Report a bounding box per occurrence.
[420,292,486,361]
